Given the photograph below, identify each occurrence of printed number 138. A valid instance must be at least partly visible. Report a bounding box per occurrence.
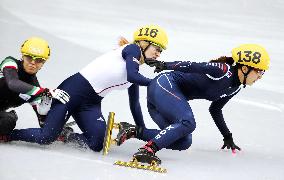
[237,51,261,64]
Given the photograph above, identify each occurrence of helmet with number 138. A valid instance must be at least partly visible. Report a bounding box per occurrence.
[231,44,270,87]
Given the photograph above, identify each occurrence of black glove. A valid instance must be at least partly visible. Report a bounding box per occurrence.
[145,58,167,73]
[221,133,241,153]
[40,88,52,98]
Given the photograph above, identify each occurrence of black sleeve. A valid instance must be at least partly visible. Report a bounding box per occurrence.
[209,95,233,137]
[166,61,229,78]
[3,68,37,93]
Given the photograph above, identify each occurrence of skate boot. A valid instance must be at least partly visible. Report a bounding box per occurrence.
[115,122,137,146]
[57,126,74,142]
[133,141,161,165]
[114,140,166,173]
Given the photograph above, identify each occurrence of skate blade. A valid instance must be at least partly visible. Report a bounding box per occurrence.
[114,160,167,173]
[103,112,119,155]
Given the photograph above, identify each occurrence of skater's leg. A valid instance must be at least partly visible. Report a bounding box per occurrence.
[71,104,106,152]
[115,122,160,146]
[9,73,87,145]
[166,134,192,150]
[122,101,193,150]
[149,101,195,150]
[147,74,196,150]
[11,101,69,144]
[144,102,193,150]
[134,101,170,141]
[133,74,195,164]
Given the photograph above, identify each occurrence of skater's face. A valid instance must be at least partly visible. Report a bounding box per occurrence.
[238,66,264,86]
[144,44,162,60]
[22,55,45,75]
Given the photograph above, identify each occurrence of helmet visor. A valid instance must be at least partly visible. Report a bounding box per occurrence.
[22,54,46,63]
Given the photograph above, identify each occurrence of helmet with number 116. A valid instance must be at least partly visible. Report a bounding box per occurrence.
[133,25,168,50]
[21,37,51,61]
[231,44,270,71]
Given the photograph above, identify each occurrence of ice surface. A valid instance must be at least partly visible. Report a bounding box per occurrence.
[0,0,283,179]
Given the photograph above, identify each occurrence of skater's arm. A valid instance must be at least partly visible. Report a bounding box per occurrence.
[146,58,229,78]
[2,58,45,96]
[128,84,145,127]
[209,90,242,153]
[123,44,151,86]
[209,96,232,137]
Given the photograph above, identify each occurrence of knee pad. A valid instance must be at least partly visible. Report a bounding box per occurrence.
[0,110,18,134]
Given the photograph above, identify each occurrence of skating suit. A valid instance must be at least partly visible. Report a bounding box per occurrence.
[11,44,150,151]
[140,61,241,150]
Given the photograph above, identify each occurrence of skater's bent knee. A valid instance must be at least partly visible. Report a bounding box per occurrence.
[166,134,192,151]
[87,137,104,152]
[177,141,192,150]
[89,144,103,152]
[181,119,196,132]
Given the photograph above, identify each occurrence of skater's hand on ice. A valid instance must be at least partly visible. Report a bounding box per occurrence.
[43,88,70,104]
[221,133,241,154]
[145,58,167,73]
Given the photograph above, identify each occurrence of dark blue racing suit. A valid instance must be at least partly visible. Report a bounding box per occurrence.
[138,61,241,151]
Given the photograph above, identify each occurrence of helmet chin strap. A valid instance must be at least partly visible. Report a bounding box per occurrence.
[136,41,151,64]
[241,66,253,88]
[141,42,151,60]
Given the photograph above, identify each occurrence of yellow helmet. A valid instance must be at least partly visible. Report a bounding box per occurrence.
[231,44,270,70]
[133,25,168,50]
[21,37,50,60]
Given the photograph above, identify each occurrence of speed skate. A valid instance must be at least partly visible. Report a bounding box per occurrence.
[114,158,167,173]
